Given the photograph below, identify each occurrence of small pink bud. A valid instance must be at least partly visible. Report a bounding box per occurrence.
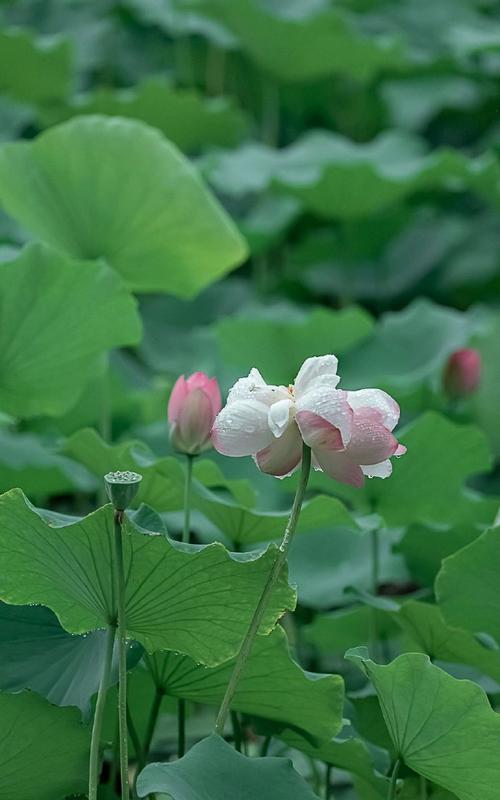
[443,349,481,398]
[168,372,222,455]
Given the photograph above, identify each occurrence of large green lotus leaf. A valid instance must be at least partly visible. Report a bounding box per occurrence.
[124,0,237,46]
[63,429,353,545]
[201,131,469,219]
[436,527,500,644]
[187,0,405,82]
[0,690,89,800]
[0,243,141,418]
[43,77,248,153]
[137,734,320,799]
[0,489,295,665]
[0,27,72,105]
[370,413,494,528]
[347,648,500,800]
[0,427,96,499]
[397,524,480,587]
[395,601,500,683]
[0,601,142,715]
[145,626,343,741]
[216,305,373,385]
[0,115,247,296]
[280,728,389,800]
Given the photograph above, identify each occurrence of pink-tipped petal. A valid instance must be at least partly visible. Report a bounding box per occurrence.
[313,447,365,488]
[395,443,407,457]
[255,422,303,478]
[296,387,353,446]
[185,372,221,416]
[175,388,214,453]
[362,460,392,479]
[211,399,274,457]
[296,410,344,452]
[346,389,400,431]
[167,375,188,423]
[294,355,340,396]
[343,408,398,466]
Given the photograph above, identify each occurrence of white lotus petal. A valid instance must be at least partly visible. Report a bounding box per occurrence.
[294,355,340,397]
[212,399,273,457]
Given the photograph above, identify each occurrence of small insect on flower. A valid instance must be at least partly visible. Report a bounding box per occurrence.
[168,372,222,455]
[443,348,481,398]
[212,355,406,487]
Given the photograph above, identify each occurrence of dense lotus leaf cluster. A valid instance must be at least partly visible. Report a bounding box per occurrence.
[0,1,498,799]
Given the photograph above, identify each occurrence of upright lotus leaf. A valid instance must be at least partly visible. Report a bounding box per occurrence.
[0,115,247,296]
[136,734,320,799]
[0,489,295,665]
[0,27,73,105]
[395,600,500,683]
[0,243,141,418]
[0,602,142,714]
[43,77,249,152]
[305,605,399,655]
[188,0,405,82]
[145,626,344,742]
[346,648,500,800]
[201,131,470,219]
[216,305,373,385]
[0,690,90,800]
[436,526,500,643]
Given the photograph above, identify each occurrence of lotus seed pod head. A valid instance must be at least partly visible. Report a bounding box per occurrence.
[443,348,481,398]
[104,470,143,510]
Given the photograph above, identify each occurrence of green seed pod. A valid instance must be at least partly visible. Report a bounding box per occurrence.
[104,470,143,510]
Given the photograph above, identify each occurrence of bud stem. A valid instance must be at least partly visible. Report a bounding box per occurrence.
[214,444,311,736]
[182,455,194,545]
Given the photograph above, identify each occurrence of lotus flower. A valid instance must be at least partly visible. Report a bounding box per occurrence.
[443,348,481,398]
[212,355,406,487]
[168,372,222,455]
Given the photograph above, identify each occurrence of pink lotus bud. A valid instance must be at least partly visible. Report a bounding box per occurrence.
[168,372,222,455]
[443,349,481,398]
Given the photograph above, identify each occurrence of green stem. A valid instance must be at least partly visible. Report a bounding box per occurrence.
[183,455,194,544]
[369,528,380,659]
[231,710,242,752]
[88,625,115,800]
[388,759,401,800]
[143,687,163,762]
[178,699,186,758]
[127,704,144,770]
[324,763,332,799]
[214,445,312,735]
[114,511,130,800]
[260,735,271,757]
[420,774,427,800]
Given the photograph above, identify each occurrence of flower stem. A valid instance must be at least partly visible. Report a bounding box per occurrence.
[114,510,130,800]
[214,444,312,736]
[178,698,186,757]
[388,758,401,800]
[183,455,194,545]
[88,624,115,800]
[143,687,163,760]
